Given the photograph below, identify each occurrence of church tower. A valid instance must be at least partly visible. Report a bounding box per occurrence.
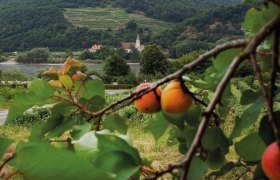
[135,34,140,50]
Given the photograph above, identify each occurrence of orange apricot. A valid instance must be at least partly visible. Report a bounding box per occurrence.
[262,142,280,180]
[134,83,162,113]
[161,80,192,121]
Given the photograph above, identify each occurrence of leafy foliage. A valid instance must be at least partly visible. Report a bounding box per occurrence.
[140,45,168,75]
[103,55,130,83]
[1,1,280,180]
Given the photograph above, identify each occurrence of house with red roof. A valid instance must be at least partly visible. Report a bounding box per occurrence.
[121,34,144,53]
[89,44,102,52]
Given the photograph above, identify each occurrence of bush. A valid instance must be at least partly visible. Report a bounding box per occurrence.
[79,50,96,60]
[116,73,139,85]
[16,48,50,63]
[9,107,51,126]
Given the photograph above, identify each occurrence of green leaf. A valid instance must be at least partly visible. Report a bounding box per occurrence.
[46,119,75,139]
[244,3,280,37]
[71,123,92,140]
[93,151,139,180]
[253,163,267,180]
[182,126,197,148]
[58,74,73,89]
[258,111,280,145]
[0,138,13,159]
[244,7,262,36]
[6,80,53,124]
[230,96,264,139]
[148,112,169,141]
[29,123,45,142]
[184,105,202,127]
[79,80,105,99]
[206,149,227,170]
[202,127,230,154]
[72,131,99,159]
[103,113,128,134]
[213,48,241,72]
[240,89,261,105]
[96,131,141,163]
[14,142,112,180]
[79,95,106,112]
[186,157,208,180]
[207,162,236,178]
[166,127,179,146]
[235,133,266,162]
[42,101,75,135]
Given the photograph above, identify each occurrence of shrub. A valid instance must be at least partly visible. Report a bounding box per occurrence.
[16,48,50,63]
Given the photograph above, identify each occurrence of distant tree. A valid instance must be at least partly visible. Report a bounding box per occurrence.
[125,20,138,31]
[170,41,211,58]
[103,54,130,82]
[126,48,140,61]
[140,45,168,75]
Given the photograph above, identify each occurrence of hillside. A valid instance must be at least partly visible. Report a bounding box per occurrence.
[63,7,174,33]
[151,3,255,58]
[0,0,248,53]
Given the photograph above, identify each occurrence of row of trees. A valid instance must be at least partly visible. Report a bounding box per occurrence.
[103,45,168,83]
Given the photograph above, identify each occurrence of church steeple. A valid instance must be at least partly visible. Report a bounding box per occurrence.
[135,34,140,49]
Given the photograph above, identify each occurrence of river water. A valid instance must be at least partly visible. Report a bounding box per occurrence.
[0,62,140,79]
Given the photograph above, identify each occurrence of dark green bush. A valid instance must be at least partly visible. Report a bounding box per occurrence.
[16,48,50,63]
[9,107,51,126]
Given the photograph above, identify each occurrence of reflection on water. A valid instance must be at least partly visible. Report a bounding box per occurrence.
[0,63,140,79]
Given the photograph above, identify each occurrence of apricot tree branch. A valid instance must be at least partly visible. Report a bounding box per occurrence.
[250,53,280,146]
[175,13,280,180]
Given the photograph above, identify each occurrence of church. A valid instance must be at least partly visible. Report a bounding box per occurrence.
[121,34,145,53]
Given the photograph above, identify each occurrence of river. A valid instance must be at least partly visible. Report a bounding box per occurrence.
[0,62,140,79]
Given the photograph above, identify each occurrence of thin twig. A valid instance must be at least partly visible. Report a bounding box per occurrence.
[235,168,253,180]
[184,87,220,126]
[250,53,280,146]
[95,116,102,131]
[256,50,273,57]
[0,156,15,172]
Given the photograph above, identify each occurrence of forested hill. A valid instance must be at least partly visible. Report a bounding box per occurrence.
[151,3,255,58]
[0,0,247,52]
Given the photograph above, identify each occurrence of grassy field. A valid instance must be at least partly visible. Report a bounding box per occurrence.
[63,7,175,33]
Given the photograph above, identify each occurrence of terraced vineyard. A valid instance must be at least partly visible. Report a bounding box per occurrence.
[63,8,175,33]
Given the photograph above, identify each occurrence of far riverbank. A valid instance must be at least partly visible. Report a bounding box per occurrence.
[0,62,140,79]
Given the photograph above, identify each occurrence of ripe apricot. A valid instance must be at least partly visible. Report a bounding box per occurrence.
[134,83,162,113]
[161,80,192,121]
[261,142,280,180]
